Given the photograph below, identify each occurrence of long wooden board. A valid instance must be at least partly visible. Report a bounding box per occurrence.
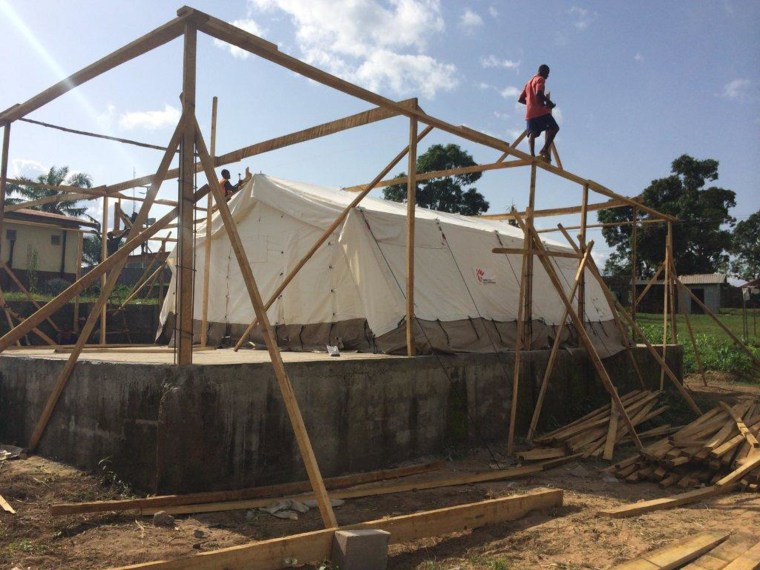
[599,485,734,518]
[612,531,730,570]
[110,489,563,570]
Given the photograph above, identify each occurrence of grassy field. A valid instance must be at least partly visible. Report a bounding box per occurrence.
[633,310,760,377]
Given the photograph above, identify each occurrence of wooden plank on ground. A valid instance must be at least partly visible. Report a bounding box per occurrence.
[599,485,733,518]
[612,531,730,570]
[110,488,563,570]
[0,494,15,514]
[683,534,760,570]
[723,539,760,570]
[51,461,446,516]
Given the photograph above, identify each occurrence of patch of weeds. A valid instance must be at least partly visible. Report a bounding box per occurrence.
[9,539,49,555]
[97,457,133,498]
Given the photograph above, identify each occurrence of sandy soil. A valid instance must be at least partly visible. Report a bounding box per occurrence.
[1,373,758,570]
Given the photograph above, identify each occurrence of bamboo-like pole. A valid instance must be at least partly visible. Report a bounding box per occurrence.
[525,242,594,441]
[512,212,644,450]
[405,111,418,356]
[636,263,665,306]
[578,183,589,321]
[507,228,530,456]
[536,218,664,233]
[176,23,197,364]
[668,223,678,342]
[0,124,9,254]
[232,125,435,350]
[481,199,625,221]
[100,195,109,345]
[115,262,166,312]
[200,96,218,347]
[192,118,338,529]
[631,208,638,326]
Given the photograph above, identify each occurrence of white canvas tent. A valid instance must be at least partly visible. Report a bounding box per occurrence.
[159,174,625,356]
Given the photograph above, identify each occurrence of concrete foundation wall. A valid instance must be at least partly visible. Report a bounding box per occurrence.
[0,346,682,493]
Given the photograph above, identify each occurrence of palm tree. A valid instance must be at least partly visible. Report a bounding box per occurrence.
[5,165,92,217]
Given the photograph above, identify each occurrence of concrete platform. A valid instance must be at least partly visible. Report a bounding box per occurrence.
[0,345,682,493]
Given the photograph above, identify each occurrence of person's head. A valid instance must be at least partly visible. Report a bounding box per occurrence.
[107,231,114,239]
[538,64,550,78]
[221,169,231,180]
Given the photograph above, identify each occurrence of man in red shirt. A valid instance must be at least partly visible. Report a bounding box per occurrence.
[518,64,559,163]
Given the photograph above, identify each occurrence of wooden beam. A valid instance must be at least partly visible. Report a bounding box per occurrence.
[512,211,644,450]
[105,99,418,195]
[23,126,185,449]
[187,6,676,223]
[536,218,664,233]
[722,539,760,570]
[507,226,530,456]
[719,402,760,448]
[636,264,665,305]
[110,489,562,570]
[405,111,418,356]
[578,183,589,321]
[480,199,625,221]
[600,485,733,518]
[100,194,109,345]
[631,208,639,327]
[0,15,188,126]
[51,461,446,516]
[232,125,434,351]
[193,119,337,528]
[611,531,730,569]
[526,243,595,441]
[176,23,197,364]
[491,247,581,259]
[200,96,218,348]
[342,159,530,193]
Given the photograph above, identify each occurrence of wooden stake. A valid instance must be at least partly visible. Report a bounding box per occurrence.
[199,95,217,348]
[525,242,595,441]
[176,23,197,365]
[525,164,536,348]
[680,277,708,386]
[631,207,638,326]
[405,110,418,356]
[512,212,644,450]
[660,223,671,389]
[578,183,589,321]
[74,231,83,334]
[100,194,109,345]
[192,119,337,529]
[507,227,530,456]
[232,125,434,350]
[668,224,678,342]
[636,263,665,306]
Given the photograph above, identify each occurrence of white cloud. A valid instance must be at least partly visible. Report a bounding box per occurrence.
[460,8,483,31]
[214,19,267,59]
[634,53,644,62]
[481,55,520,70]
[721,78,750,100]
[11,158,45,179]
[493,111,510,120]
[488,6,499,18]
[500,86,521,98]
[247,0,456,98]
[568,6,597,30]
[477,81,493,90]
[118,104,181,131]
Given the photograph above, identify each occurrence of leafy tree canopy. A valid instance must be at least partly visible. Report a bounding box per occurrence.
[731,210,760,281]
[383,144,489,216]
[5,165,92,217]
[598,155,736,277]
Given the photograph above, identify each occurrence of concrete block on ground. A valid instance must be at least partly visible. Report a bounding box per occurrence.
[331,529,390,570]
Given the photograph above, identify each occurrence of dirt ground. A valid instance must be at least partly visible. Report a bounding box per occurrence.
[2,373,759,570]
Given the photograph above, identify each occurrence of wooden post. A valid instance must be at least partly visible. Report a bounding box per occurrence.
[200,95,217,347]
[100,195,109,345]
[73,232,83,334]
[578,183,589,321]
[0,124,9,260]
[525,242,595,441]
[512,212,644,450]
[668,222,678,341]
[659,223,671,390]
[631,207,638,326]
[405,109,418,356]
[176,22,197,364]
[680,278,708,386]
[524,164,536,348]
[192,118,338,529]
[507,230,530,456]
[232,125,434,350]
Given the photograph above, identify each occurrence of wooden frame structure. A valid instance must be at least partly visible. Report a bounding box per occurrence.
[0,10,733,565]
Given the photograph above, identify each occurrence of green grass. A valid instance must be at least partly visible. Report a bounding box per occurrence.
[633,311,760,377]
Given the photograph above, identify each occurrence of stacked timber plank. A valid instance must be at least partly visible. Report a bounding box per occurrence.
[521,390,671,461]
[610,399,760,491]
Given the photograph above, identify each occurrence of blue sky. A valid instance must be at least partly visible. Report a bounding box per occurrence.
[1,0,758,266]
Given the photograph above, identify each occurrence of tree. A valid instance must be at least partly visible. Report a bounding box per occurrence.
[598,155,736,277]
[5,165,92,217]
[731,210,760,281]
[383,144,489,215]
